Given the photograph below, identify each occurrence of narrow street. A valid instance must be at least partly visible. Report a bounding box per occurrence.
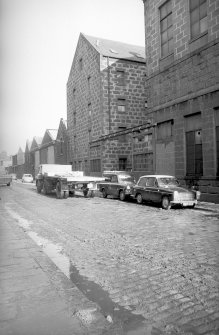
[0,181,219,334]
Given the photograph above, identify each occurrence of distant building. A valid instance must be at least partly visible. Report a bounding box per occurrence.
[67,33,148,174]
[10,148,25,178]
[30,137,42,178]
[55,118,68,165]
[0,151,12,174]
[40,129,58,164]
[142,0,219,202]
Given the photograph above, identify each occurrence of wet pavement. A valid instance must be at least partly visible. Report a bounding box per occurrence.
[0,182,219,334]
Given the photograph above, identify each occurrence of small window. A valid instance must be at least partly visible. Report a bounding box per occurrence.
[116,70,125,86]
[160,0,173,57]
[117,99,126,112]
[119,157,127,170]
[190,0,207,39]
[88,76,91,88]
[79,58,83,70]
[73,88,76,98]
[60,137,63,155]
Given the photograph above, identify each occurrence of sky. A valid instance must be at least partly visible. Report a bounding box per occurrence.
[0,0,145,156]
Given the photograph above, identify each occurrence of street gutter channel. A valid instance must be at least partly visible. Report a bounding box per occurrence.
[26,232,148,334]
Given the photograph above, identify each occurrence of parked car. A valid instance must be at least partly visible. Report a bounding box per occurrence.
[98,171,135,201]
[22,174,34,183]
[132,175,201,209]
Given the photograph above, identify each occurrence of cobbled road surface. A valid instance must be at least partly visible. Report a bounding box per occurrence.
[1,182,219,334]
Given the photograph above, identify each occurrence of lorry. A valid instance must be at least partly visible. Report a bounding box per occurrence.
[0,174,12,186]
[36,164,106,199]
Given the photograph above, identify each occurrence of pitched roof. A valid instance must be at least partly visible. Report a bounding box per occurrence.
[83,34,145,63]
[47,129,58,140]
[34,136,43,145]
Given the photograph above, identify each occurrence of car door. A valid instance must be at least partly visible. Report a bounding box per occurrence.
[136,177,147,199]
[145,177,159,202]
[110,175,119,196]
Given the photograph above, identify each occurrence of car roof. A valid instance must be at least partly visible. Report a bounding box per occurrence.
[139,175,175,178]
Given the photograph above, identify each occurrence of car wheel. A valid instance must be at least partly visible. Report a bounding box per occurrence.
[63,190,69,199]
[136,193,143,204]
[102,188,107,198]
[36,181,42,193]
[119,190,126,201]
[56,182,64,199]
[161,196,170,210]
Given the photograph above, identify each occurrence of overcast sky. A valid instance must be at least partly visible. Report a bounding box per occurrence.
[0,0,145,155]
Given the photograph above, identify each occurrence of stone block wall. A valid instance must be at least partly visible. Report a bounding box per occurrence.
[100,57,147,134]
[144,0,219,76]
[67,34,101,166]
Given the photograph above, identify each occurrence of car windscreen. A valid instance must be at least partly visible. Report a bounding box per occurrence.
[119,175,134,182]
[157,177,179,187]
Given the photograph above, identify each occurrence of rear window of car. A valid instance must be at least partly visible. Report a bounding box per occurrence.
[24,174,32,177]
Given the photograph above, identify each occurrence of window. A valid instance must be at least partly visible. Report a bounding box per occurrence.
[60,137,63,155]
[160,0,173,57]
[116,70,125,86]
[73,88,76,99]
[117,99,126,112]
[190,0,207,39]
[88,103,92,131]
[79,58,83,70]
[111,175,118,183]
[88,76,91,89]
[119,157,127,170]
[133,153,153,171]
[216,127,219,176]
[90,159,101,172]
[186,130,203,176]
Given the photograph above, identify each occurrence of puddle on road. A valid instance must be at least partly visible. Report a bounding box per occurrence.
[69,263,149,334]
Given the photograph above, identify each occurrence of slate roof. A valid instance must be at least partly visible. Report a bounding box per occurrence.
[83,33,145,63]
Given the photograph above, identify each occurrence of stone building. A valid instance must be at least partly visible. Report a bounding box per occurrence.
[142,0,219,202]
[30,136,42,178]
[67,33,148,175]
[55,118,68,165]
[24,140,32,175]
[40,129,58,164]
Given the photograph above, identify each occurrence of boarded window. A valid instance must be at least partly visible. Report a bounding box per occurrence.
[190,0,207,39]
[160,0,173,57]
[90,159,101,172]
[133,153,153,171]
[157,120,173,140]
[186,130,203,176]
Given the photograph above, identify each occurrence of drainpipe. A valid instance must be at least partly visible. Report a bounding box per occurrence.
[107,57,111,134]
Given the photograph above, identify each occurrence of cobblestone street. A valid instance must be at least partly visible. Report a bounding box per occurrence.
[1,182,219,334]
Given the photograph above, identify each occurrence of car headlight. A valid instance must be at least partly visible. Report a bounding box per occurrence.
[173,191,179,200]
[126,185,130,190]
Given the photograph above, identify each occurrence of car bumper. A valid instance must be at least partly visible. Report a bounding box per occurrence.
[171,200,198,207]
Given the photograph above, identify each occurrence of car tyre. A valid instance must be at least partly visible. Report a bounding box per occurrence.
[161,196,170,210]
[56,182,64,199]
[36,181,42,193]
[102,188,107,198]
[119,190,126,201]
[136,193,143,204]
